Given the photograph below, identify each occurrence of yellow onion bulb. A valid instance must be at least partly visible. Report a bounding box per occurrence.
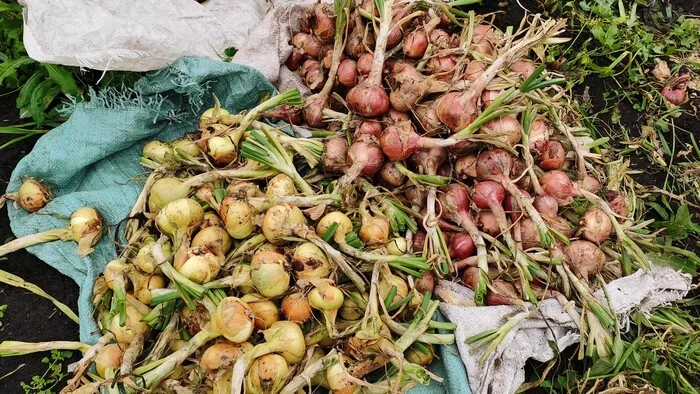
[201,341,252,378]
[261,203,307,245]
[242,294,280,330]
[173,246,222,284]
[135,274,167,305]
[220,196,255,239]
[316,211,353,241]
[405,344,435,366]
[291,242,331,280]
[256,243,280,254]
[359,215,390,245]
[110,305,150,344]
[201,212,224,228]
[143,140,172,163]
[148,178,190,213]
[259,321,306,364]
[103,260,127,291]
[199,106,231,128]
[386,237,408,256]
[155,198,204,238]
[326,354,356,394]
[94,343,124,378]
[133,240,171,274]
[339,296,363,321]
[227,181,263,199]
[171,138,201,157]
[309,284,344,311]
[16,178,51,212]
[379,272,408,303]
[208,136,237,166]
[234,264,256,294]
[212,297,255,343]
[245,354,290,394]
[265,174,297,198]
[250,251,290,297]
[192,226,232,255]
[281,292,313,323]
[69,207,103,248]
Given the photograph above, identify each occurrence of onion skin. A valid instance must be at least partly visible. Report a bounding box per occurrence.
[356,53,373,76]
[581,175,601,194]
[486,280,521,306]
[385,108,411,125]
[471,181,506,209]
[427,55,457,78]
[546,216,573,239]
[292,242,331,280]
[503,189,530,223]
[403,29,428,58]
[661,74,690,105]
[262,203,307,244]
[292,32,323,58]
[462,267,479,289]
[311,3,335,43]
[95,344,123,378]
[605,191,628,220]
[564,240,606,279]
[346,84,390,117]
[16,179,51,212]
[539,140,566,170]
[480,116,522,146]
[455,155,478,180]
[412,231,426,253]
[449,232,476,259]
[510,60,536,79]
[580,208,612,243]
[241,294,280,330]
[464,61,485,81]
[477,211,500,236]
[220,197,255,240]
[481,90,501,109]
[250,251,290,298]
[337,59,358,87]
[529,119,550,151]
[539,170,576,205]
[519,218,540,249]
[429,29,450,48]
[414,102,442,135]
[281,292,313,323]
[321,137,348,174]
[475,149,514,182]
[262,105,303,125]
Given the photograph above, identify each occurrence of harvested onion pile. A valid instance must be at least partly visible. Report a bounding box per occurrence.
[0,1,663,393]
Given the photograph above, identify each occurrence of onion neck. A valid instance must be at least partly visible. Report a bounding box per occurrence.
[0,228,71,258]
[366,0,394,86]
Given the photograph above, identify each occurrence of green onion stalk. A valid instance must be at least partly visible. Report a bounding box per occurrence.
[149,240,208,310]
[246,193,341,212]
[466,309,533,363]
[149,264,251,306]
[0,207,102,258]
[393,162,451,187]
[520,104,545,195]
[224,233,266,269]
[380,198,418,236]
[241,128,315,196]
[423,187,452,277]
[62,332,115,392]
[335,240,429,277]
[226,89,304,148]
[561,264,616,330]
[0,269,79,323]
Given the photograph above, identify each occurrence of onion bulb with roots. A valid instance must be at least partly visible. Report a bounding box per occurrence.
[539,139,566,170]
[449,232,476,259]
[378,161,406,187]
[241,294,280,330]
[156,198,204,239]
[321,137,348,174]
[564,240,606,279]
[539,170,577,205]
[261,203,307,244]
[281,292,313,323]
[250,251,290,298]
[529,119,550,151]
[173,246,222,284]
[110,305,150,344]
[192,226,232,256]
[533,195,559,218]
[148,178,190,213]
[95,343,124,378]
[309,283,344,311]
[14,178,51,212]
[292,32,323,57]
[477,211,500,236]
[403,29,428,58]
[579,208,612,243]
[212,297,255,343]
[266,174,297,198]
[337,59,358,87]
[292,242,331,279]
[386,237,408,255]
[245,354,290,394]
[220,197,255,240]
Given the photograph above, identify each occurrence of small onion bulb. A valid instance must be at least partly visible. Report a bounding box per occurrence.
[211,297,255,343]
[16,178,51,212]
[220,196,255,240]
[250,251,290,297]
[242,293,281,330]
